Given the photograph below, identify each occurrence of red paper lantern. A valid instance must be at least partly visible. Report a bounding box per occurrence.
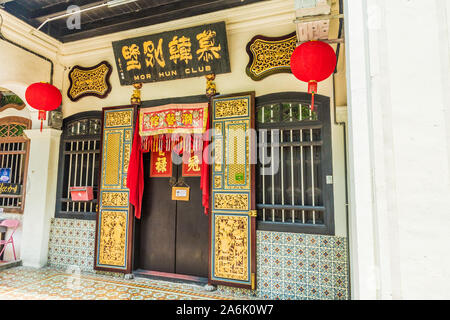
[290,41,337,111]
[25,82,62,132]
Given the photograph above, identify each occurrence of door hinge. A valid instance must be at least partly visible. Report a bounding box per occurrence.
[249,210,257,218]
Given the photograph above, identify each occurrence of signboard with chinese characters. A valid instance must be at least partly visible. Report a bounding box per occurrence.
[112,22,230,85]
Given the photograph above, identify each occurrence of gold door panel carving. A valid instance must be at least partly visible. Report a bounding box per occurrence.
[105,110,133,128]
[214,98,249,119]
[102,192,129,207]
[95,106,135,273]
[103,132,122,187]
[98,210,128,266]
[214,176,223,189]
[214,215,249,281]
[214,193,249,211]
[210,92,256,289]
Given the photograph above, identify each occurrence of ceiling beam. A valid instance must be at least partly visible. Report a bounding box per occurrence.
[29,0,104,19]
[59,0,267,42]
[3,1,33,20]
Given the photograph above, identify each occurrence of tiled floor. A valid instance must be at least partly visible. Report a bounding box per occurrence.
[0,267,240,300]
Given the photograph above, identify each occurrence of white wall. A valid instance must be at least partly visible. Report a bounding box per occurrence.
[0,10,62,130]
[345,0,450,299]
[0,10,62,262]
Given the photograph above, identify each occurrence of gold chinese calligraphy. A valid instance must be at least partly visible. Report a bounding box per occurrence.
[113,22,230,85]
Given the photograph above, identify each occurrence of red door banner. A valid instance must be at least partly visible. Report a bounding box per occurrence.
[182,149,202,177]
[150,150,173,177]
[140,103,208,137]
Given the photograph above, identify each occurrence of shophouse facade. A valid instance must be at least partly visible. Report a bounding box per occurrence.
[0,0,449,300]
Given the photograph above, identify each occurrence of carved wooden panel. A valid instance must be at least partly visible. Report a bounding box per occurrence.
[67,61,112,102]
[210,92,256,290]
[214,215,249,281]
[246,32,297,81]
[95,106,135,273]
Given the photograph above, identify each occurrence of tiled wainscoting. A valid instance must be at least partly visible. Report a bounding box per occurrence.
[48,219,349,300]
[218,231,350,300]
[48,218,96,272]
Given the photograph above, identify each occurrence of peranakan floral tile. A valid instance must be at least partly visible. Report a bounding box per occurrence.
[0,267,240,300]
[47,224,350,300]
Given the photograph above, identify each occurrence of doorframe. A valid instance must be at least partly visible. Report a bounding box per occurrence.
[94,104,137,274]
[207,91,257,290]
[132,94,210,277]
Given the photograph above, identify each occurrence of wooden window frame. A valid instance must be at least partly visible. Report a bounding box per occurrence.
[55,111,102,221]
[0,116,31,214]
[255,92,335,236]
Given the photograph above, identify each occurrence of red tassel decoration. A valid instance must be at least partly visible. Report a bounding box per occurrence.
[38,110,46,132]
[308,81,317,112]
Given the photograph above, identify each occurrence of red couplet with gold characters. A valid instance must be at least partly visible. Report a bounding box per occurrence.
[150,150,173,177]
[182,149,202,177]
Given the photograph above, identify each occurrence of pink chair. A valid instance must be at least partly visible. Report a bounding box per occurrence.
[0,220,20,261]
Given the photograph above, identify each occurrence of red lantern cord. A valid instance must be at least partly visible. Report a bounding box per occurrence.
[308,80,318,111]
[38,110,46,132]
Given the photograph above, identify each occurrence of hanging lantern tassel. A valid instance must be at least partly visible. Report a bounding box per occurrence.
[38,110,46,132]
[308,81,317,112]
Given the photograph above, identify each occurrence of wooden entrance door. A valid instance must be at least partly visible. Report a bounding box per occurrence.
[137,151,209,278]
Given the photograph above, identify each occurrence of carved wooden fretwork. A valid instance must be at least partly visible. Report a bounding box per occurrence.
[95,106,135,273]
[210,92,256,290]
[246,32,297,81]
[67,61,112,102]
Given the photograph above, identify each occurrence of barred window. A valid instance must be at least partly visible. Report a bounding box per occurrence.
[256,93,334,235]
[55,112,102,220]
[0,117,31,214]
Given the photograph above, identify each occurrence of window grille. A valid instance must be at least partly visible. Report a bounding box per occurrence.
[0,117,31,214]
[256,93,334,235]
[55,113,102,220]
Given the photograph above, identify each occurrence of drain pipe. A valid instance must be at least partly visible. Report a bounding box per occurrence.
[0,13,54,84]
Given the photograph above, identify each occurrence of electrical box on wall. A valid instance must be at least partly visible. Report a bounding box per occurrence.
[48,110,63,130]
